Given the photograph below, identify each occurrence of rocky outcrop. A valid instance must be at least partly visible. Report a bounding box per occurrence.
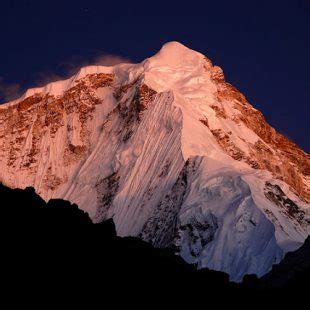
[117,82,157,142]
[264,182,305,224]
[94,172,120,222]
[210,66,310,202]
[0,73,116,193]
[139,159,195,247]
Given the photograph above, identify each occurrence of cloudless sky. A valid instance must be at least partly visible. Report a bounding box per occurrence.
[0,0,309,151]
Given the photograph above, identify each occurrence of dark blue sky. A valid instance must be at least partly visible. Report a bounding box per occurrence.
[0,0,309,151]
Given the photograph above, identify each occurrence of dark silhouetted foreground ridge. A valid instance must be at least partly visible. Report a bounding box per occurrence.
[1,184,309,303]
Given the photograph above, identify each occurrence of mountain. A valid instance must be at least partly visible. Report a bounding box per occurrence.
[0,42,309,281]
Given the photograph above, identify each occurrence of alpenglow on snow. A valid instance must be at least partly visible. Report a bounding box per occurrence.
[0,42,309,282]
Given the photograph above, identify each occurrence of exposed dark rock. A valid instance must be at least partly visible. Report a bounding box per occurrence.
[264,182,305,223]
[139,159,193,247]
[94,171,120,222]
[175,212,218,258]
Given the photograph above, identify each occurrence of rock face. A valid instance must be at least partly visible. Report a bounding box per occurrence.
[212,73,310,202]
[0,42,309,281]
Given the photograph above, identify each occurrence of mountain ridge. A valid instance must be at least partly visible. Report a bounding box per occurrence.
[0,42,309,281]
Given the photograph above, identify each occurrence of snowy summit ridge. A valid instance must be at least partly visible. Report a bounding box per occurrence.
[0,42,309,281]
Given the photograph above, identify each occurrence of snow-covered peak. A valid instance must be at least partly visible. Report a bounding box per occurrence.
[0,42,308,282]
[138,42,213,94]
[145,41,205,69]
[1,41,208,106]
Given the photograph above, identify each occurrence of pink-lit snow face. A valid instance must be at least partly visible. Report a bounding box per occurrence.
[0,42,308,282]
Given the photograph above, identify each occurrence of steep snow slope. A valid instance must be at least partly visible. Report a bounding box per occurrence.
[0,42,309,281]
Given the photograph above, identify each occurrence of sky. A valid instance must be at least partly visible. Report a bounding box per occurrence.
[0,0,309,151]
